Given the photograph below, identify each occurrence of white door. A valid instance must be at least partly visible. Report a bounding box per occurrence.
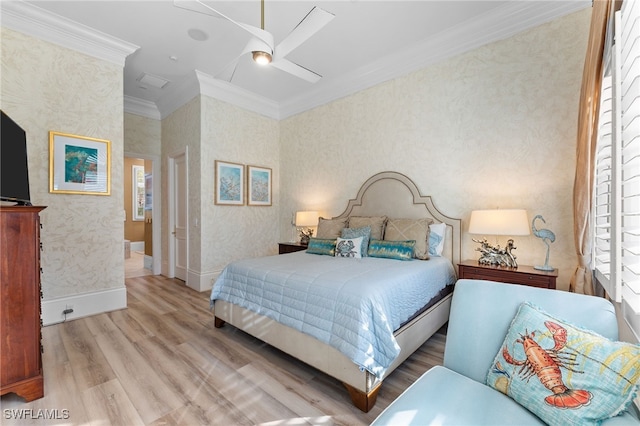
[173,153,187,281]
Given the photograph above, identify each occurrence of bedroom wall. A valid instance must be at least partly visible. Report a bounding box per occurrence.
[279,9,591,291]
[199,96,280,285]
[1,27,127,323]
[124,112,161,156]
[157,95,279,291]
[160,96,201,283]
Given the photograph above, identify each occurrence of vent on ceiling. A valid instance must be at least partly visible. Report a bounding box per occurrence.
[137,73,170,89]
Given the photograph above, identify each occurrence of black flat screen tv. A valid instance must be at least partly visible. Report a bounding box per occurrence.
[1,110,32,205]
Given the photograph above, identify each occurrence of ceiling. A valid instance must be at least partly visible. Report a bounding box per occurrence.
[7,1,589,119]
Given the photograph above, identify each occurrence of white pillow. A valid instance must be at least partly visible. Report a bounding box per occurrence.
[335,236,364,258]
[429,223,446,256]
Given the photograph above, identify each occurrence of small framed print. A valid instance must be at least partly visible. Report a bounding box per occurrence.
[247,165,272,206]
[49,131,111,195]
[215,160,244,205]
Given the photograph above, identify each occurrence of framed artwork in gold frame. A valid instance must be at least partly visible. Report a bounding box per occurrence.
[49,131,111,195]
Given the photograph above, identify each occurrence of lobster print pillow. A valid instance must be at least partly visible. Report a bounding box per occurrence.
[486,302,640,426]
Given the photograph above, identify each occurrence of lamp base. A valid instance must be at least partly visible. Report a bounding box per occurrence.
[298,228,313,246]
[473,238,518,269]
[534,265,554,271]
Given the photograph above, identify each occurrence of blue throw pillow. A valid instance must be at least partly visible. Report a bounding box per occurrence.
[428,223,446,256]
[367,239,415,261]
[306,238,336,256]
[341,226,371,257]
[486,302,640,426]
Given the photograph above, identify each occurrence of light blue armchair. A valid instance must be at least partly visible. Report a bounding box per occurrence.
[371,279,640,425]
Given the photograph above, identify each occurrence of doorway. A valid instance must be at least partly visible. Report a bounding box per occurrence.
[168,148,188,283]
[124,153,161,278]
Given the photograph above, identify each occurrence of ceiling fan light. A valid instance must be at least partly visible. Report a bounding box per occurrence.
[252,51,272,66]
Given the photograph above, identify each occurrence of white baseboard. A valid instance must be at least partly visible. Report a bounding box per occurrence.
[42,287,127,326]
[144,254,153,270]
[187,269,222,292]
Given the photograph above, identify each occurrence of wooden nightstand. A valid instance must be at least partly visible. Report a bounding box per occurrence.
[278,242,308,254]
[458,259,558,289]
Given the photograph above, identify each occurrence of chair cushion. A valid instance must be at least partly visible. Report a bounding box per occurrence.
[371,366,546,426]
[444,280,619,384]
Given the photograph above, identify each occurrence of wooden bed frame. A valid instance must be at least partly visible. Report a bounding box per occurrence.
[213,171,461,412]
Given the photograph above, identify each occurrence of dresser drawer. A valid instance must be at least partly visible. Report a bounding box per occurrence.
[458,260,557,290]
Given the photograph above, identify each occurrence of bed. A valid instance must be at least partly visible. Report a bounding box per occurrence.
[210,171,462,412]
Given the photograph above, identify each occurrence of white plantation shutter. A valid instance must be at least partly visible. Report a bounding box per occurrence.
[619,0,640,338]
[593,73,615,298]
[593,0,640,338]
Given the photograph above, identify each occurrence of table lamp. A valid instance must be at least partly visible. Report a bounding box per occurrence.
[468,209,530,268]
[295,211,319,245]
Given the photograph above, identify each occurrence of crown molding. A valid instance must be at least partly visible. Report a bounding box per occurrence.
[4,0,589,121]
[278,1,590,119]
[1,1,138,67]
[195,71,280,120]
[124,96,161,120]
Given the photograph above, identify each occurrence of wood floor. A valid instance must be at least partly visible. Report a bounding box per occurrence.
[1,275,446,425]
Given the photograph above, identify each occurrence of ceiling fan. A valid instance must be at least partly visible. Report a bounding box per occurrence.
[175,0,335,83]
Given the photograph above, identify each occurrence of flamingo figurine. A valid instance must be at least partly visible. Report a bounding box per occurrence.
[532,215,555,271]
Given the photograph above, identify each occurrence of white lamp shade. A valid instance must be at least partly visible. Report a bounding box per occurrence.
[468,209,530,236]
[295,211,319,227]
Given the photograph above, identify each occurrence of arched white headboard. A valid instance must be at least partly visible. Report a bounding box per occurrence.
[334,171,461,267]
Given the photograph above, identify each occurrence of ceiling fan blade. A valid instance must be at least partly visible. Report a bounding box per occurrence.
[271,58,321,83]
[174,0,274,50]
[216,38,271,81]
[274,7,335,60]
[215,56,241,82]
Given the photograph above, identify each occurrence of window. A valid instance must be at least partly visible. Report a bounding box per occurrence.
[619,0,640,338]
[593,0,640,339]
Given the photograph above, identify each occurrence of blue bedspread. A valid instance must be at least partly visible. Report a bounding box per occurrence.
[210,251,456,378]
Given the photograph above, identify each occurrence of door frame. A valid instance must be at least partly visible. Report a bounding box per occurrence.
[124,151,161,275]
[167,147,188,283]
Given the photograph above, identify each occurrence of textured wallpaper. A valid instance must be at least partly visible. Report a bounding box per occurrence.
[160,97,201,273]
[199,96,280,274]
[2,6,589,303]
[157,96,279,285]
[124,113,162,157]
[279,9,591,290]
[1,28,125,299]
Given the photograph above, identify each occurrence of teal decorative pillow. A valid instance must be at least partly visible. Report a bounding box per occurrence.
[335,237,363,258]
[486,302,640,426]
[306,238,336,256]
[342,226,371,257]
[368,239,415,261]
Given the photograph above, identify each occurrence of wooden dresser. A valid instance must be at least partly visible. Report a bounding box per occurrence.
[458,259,557,290]
[0,205,46,401]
